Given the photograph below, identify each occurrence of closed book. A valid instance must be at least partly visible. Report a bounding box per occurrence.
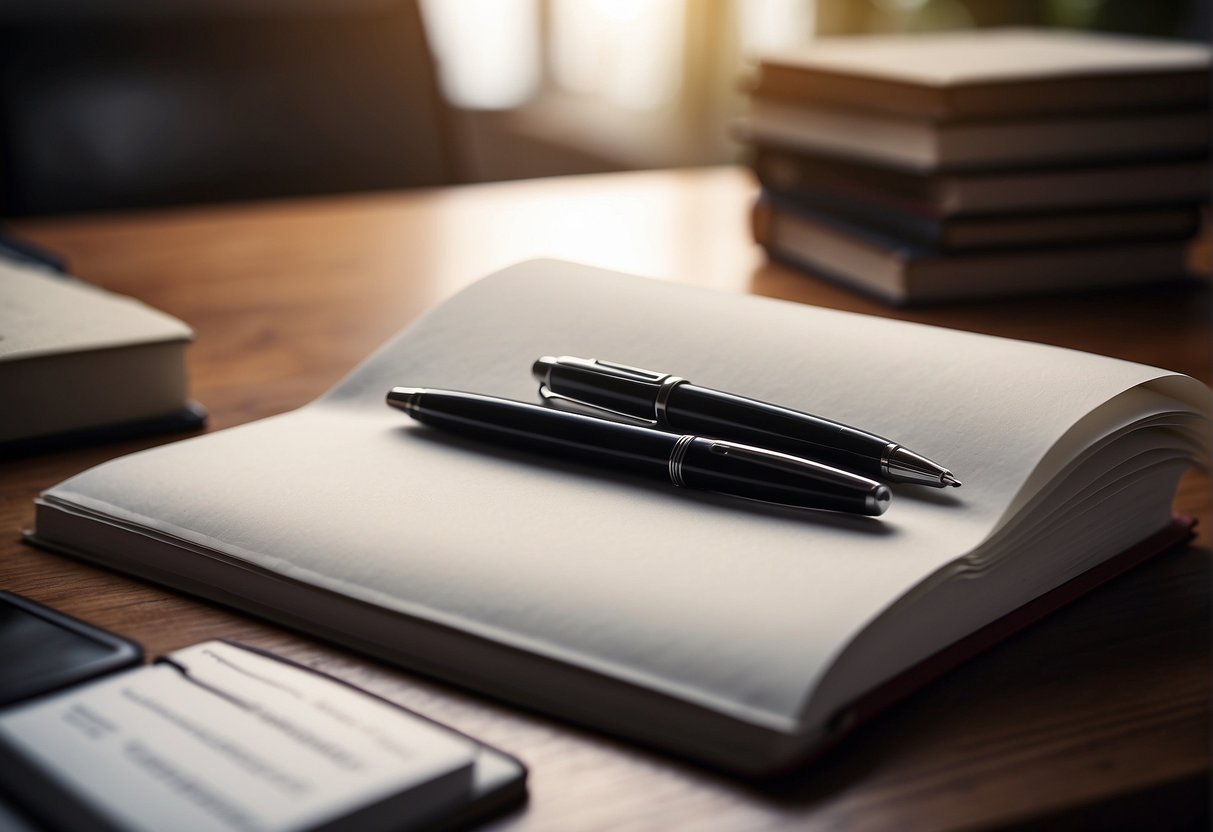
[740,97,1210,173]
[753,28,1211,121]
[752,196,1197,305]
[0,256,205,456]
[27,260,1212,774]
[752,145,1211,217]
[756,187,1203,252]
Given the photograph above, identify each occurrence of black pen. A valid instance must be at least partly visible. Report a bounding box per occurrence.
[387,387,891,516]
[533,356,960,488]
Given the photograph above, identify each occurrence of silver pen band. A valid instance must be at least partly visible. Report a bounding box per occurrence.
[668,434,695,487]
[653,376,686,424]
[879,442,899,480]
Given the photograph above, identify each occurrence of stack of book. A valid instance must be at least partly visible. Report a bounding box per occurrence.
[740,28,1212,304]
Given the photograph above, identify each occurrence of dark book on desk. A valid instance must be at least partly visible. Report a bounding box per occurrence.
[739,97,1209,173]
[751,196,1198,305]
[26,260,1212,775]
[751,27,1211,121]
[755,186,1202,252]
[751,145,1211,218]
[0,255,205,456]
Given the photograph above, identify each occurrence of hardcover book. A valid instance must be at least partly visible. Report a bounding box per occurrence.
[751,146,1211,218]
[751,196,1197,304]
[755,186,1201,252]
[740,98,1209,172]
[0,256,204,456]
[752,28,1211,120]
[27,260,1211,774]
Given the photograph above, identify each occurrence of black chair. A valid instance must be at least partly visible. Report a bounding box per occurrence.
[0,1,458,216]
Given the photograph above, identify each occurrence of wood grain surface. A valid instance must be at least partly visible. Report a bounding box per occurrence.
[2,167,1209,831]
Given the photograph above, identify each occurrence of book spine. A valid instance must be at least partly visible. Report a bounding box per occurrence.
[752,146,940,214]
[759,188,945,251]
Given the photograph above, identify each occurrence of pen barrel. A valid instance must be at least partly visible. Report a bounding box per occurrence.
[538,364,889,476]
[678,439,889,516]
[391,389,888,515]
[666,385,888,479]
[405,390,676,479]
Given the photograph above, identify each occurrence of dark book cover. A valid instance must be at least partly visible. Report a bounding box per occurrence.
[750,145,1211,220]
[757,185,1202,253]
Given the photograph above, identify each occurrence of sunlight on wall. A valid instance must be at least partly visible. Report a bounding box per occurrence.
[421,1,820,113]
[419,0,541,110]
[737,0,817,55]
[549,0,685,111]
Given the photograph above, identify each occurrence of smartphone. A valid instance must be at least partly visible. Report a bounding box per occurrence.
[0,590,142,708]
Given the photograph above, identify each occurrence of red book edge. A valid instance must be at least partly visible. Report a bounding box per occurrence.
[804,516,1198,765]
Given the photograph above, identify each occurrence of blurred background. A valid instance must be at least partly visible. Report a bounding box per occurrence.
[0,0,1207,216]
[426,0,1210,181]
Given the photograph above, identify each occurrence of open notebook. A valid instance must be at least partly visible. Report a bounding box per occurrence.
[28,260,1211,774]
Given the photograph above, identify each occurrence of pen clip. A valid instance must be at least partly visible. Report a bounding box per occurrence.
[537,385,658,426]
[535,356,687,425]
[578,358,671,384]
[535,355,671,386]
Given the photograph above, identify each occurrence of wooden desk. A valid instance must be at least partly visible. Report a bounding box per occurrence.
[3,167,1209,830]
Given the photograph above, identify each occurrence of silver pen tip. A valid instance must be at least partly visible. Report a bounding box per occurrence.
[942,473,962,488]
[386,387,424,416]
